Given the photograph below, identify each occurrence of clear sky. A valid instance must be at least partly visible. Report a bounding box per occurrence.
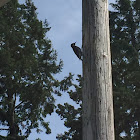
[28,0,115,139]
[29,1,82,139]
[33,0,83,77]
[0,0,115,139]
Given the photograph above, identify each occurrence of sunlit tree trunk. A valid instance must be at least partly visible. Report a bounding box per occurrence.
[82,0,115,139]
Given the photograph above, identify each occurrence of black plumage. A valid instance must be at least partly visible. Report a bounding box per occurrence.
[71,42,82,60]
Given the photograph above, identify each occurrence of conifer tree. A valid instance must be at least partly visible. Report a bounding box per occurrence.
[0,0,68,139]
[56,75,82,140]
[110,0,140,139]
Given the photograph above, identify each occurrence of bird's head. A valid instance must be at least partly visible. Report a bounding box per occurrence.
[71,42,76,47]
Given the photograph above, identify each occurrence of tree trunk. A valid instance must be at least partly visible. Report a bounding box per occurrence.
[82,0,115,140]
[7,93,16,138]
[0,0,10,7]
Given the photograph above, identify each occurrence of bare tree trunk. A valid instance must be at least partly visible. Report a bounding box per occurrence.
[0,0,10,7]
[82,0,115,140]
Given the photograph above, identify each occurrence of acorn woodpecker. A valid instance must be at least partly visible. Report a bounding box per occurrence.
[71,42,82,60]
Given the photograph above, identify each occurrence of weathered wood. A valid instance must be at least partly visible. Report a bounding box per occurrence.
[82,0,115,139]
[0,0,10,7]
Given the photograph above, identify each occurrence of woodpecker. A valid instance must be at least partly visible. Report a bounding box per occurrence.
[71,42,82,60]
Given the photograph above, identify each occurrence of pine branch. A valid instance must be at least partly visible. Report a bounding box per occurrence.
[15,101,25,109]
[0,128,9,131]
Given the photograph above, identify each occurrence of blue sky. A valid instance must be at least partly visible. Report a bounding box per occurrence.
[29,2,82,138]
[33,0,83,77]
[22,0,82,139]
[0,0,115,139]
[28,0,115,139]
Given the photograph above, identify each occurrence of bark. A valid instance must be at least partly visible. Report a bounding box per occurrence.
[7,93,17,137]
[138,121,140,138]
[82,0,115,140]
[0,0,10,7]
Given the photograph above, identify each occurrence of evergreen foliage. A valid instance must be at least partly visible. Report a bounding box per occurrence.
[0,0,68,139]
[56,75,82,140]
[110,0,140,139]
